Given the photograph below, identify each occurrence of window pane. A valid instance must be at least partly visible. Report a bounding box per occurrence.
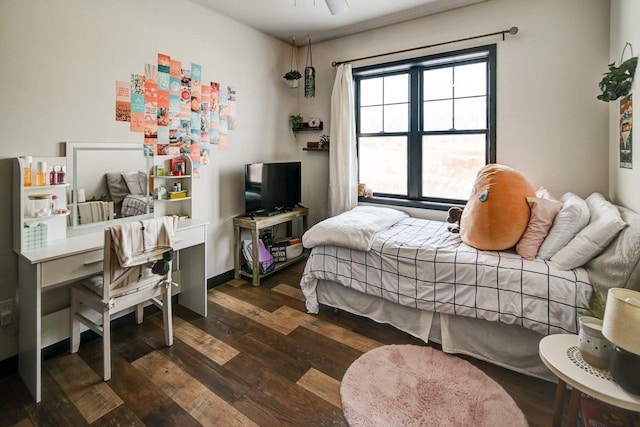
[384,103,408,132]
[454,63,486,97]
[454,96,486,130]
[359,136,407,195]
[423,99,453,131]
[360,77,383,106]
[360,106,382,133]
[422,134,486,200]
[384,74,408,104]
[423,67,452,101]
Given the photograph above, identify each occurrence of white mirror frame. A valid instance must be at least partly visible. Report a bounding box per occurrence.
[65,141,152,230]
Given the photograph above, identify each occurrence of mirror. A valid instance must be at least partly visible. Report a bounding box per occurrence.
[65,142,152,228]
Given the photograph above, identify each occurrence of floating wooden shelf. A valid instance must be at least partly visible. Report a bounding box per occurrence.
[303,147,329,152]
[296,122,323,132]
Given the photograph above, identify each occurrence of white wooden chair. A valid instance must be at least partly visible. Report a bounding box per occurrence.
[70,219,176,381]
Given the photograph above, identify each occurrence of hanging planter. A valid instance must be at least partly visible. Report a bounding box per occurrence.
[597,42,638,102]
[305,37,316,98]
[284,38,302,88]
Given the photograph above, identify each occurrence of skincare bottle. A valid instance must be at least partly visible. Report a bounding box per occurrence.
[36,161,47,186]
[58,165,66,184]
[49,166,59,185]
[22,156,33,187]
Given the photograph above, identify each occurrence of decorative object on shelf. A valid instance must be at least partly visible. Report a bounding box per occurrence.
[170,157,187,176]
[284,37,302,88]
[290,114,304,136]
[308,117,321,128]
[597,42,637,102]
[304,37,315,98]
[602,288,640,395]
[319,134,330,149]
[577,316,611,369]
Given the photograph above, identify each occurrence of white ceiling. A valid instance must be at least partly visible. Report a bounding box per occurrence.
[187,0,488,44]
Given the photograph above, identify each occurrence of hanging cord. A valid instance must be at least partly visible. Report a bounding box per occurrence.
[305,37,316,98]
[290,37,298,72]
[621,42,634,63]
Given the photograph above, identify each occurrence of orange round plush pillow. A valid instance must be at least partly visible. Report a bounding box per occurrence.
[460,164,535,251]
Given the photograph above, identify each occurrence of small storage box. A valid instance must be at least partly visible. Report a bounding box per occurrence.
[168,190,187,199]
[24,223,48,250]
[286,242,303,259]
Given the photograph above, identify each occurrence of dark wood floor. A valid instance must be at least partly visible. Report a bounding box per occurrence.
[0,260,558,426]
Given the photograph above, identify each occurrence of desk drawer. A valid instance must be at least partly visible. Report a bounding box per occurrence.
[40,249,103,288]
[174,226,205,250]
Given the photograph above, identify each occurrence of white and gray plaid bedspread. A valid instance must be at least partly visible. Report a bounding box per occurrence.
[300,217,593,335]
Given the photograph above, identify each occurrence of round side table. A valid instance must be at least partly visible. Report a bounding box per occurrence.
[539,334,640,427]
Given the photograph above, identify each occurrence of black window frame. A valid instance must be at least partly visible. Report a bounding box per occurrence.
[354,44,497,211]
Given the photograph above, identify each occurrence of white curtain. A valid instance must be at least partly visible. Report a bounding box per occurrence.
[329,64,358,216]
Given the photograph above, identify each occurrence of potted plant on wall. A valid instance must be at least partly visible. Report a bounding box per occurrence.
[283,70,302,88]
[284,37,302,88]
[289,114,304,136]
[597,42,638,102]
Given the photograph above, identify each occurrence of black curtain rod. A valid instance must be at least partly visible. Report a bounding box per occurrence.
[331,26,519,67]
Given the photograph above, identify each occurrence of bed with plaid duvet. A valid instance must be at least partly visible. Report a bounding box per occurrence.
[300,215,592,335]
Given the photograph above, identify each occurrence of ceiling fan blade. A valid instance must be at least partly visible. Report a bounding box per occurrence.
[325,0,349,15]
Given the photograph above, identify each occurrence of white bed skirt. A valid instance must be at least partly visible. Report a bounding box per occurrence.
[316,279,554,381]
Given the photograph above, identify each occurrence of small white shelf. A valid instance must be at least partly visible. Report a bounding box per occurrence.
[151,175,192,179]
[24,211,70,223]
[155,196,192,202]
[23,183,70,191]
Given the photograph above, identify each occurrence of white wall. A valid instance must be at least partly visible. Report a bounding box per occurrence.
[298,0,610,223]
[0,0,298,361]
[609,0,640,212]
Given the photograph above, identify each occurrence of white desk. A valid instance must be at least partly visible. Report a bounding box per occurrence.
[17,219,208,402]
[539,334,640,427]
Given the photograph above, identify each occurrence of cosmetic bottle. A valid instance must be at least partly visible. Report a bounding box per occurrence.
[22,156,33,187]
[58,165,66,184]
[49,166,59,185]
[36,161,47,186]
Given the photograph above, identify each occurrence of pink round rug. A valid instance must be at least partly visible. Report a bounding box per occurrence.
[340,345,528,427]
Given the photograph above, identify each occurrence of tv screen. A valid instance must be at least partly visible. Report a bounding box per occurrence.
[245,161,302,215]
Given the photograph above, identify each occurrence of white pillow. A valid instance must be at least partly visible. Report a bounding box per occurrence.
[551,193,626,270]
[537,192,590,260]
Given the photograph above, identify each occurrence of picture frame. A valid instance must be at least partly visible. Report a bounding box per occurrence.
[170,157,186,176]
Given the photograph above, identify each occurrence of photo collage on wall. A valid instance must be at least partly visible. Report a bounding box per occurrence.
[115,53,237,177]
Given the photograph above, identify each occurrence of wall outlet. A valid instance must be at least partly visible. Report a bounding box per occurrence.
[0,299,12,326]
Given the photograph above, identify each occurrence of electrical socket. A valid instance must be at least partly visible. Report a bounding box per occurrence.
[0,299,12,326]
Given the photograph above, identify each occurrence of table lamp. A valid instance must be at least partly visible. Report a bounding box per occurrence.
[602,288,640,395]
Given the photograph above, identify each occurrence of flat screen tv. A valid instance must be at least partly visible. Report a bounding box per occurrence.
[244,161,302,215]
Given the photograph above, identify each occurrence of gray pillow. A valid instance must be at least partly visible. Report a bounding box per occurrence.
[122,171,147,196]
[584,206,640,295]
[105,172,130,205]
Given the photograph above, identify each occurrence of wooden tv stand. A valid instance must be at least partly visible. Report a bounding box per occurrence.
[233,207,308,286]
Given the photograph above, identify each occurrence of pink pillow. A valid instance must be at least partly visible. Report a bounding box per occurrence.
[516,197,563,260]
[535,186,558,201]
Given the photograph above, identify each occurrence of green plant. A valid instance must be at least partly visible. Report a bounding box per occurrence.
[597,56,638,102]
[283,70,302,81]
[289,114,304,136]
[319,134,330,147]
[580,289,606,320]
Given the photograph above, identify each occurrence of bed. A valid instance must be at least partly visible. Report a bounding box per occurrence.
[300,204,640,380]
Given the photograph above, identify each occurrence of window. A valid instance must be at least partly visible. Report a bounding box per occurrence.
[355,45,496,209]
